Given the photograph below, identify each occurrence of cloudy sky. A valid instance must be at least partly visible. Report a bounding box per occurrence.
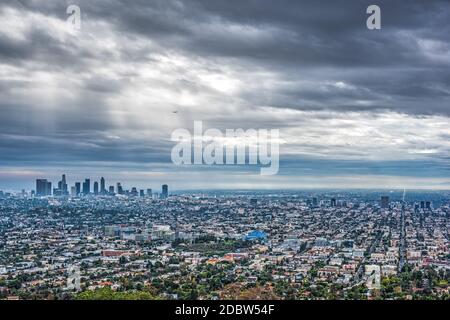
[0,0,449,191]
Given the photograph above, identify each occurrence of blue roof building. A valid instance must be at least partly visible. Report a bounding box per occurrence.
[244,230,267,241]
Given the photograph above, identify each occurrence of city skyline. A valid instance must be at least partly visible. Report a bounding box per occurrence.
[2,180,450,200]
[2,171,450,193]
[31,173,166,197]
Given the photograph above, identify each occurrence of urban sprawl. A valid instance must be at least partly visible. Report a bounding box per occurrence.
[0,175,449,300]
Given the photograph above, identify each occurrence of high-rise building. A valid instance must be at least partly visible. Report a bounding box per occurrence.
[47,181,52,195]
[82,179,90,195]
[146,189,152,197]
[109,186,114,194]
[381,196,390,209]
[36,179,45,196]
[425,201,431,210]
[117,183,123,195]
[131,187,138,197]
[75,182,81,196]
[56,174,68,196]
[140,190,145,197]
[53,187,61,196]
[61,174,68,194]
[100,177,106,194]
[36,179,52,196]
[161,184,168,199]
[70,186,76,197]
[93,181,99,195]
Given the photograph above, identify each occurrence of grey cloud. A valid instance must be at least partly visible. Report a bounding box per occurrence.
[2,1,449,115]
[0,0,448,187]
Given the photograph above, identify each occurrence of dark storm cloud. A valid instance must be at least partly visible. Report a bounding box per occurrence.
[90,0,450,115]
[0,131,172,165]
[0,32,31,60]
[2,0,450,115]
[105,0,449,67]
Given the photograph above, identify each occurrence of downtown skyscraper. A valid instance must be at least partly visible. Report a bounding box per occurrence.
[161,184,168,199]
[36,179,51,196]
[100,177,106,194]
[82,179,90,195]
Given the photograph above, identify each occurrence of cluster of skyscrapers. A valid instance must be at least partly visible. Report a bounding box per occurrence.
[35,179,53,196]
[36,175,169,199]
[379,196,431,210]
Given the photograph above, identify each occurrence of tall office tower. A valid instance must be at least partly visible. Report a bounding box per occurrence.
[57,174,68,195]
[161,184,168,199]
[109,186,114,194]
[100,177,106,194]
[75,182,81,195]
[381,196,390,209]
[93,181,99,195]
[82,179,90,195]
[117,183,123,195]
[131,187,138,196]
[70,186,76,197]
[420,201,425,209]
[53,187,61,196]
[46,181,52,195]
[331,198,336,207]
[62,174,68,194]
[36,179,48,196]
[140,190,145,197]
[425,201,431,210]
[146,189,152,197]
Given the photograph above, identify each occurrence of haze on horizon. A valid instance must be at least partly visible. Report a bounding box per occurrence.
[0,0,449,191]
